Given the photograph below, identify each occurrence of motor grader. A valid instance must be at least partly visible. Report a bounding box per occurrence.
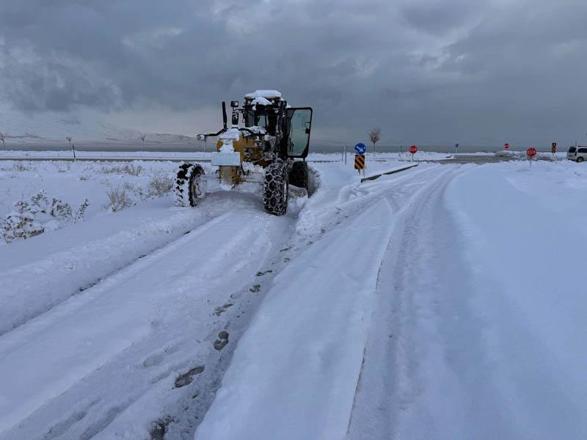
[175,90,313,215]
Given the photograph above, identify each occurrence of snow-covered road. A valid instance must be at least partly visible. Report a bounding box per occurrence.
[346,166,465,440]
[197,161,587,440]
[195,164,458,440]
[0,191,295,439]
[1,158,586,440]
[353,162,587,440]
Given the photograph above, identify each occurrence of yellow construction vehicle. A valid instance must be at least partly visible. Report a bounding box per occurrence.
[175,90,313,215]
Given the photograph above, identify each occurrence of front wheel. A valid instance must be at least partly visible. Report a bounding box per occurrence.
[263,161,289,215]
[577,157,584,163]
[176,163,206,207]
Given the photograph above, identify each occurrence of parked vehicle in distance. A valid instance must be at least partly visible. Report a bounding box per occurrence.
[567,146,587,162]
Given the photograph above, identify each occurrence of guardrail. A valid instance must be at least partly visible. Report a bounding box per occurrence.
[360,163,419,182]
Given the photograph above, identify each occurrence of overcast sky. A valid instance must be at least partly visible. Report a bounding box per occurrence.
[1,0,586,147]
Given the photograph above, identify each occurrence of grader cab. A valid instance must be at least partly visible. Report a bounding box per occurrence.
[175,90,313,215]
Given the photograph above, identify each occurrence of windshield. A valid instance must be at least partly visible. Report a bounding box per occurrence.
[244,110,267,128]
[568,147,576,153]
[244,108,277,134]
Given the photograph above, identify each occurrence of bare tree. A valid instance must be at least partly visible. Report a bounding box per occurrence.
[369,128,381,153]
[139,134,146,143]
[0,132,5,148]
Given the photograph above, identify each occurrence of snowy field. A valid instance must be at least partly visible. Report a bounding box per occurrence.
[0,149,461,162]
[0,156,586,439]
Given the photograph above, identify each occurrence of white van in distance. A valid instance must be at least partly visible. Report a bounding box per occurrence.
[567,146,587,162]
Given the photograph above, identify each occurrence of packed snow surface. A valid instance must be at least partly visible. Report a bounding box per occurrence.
[196,199,395,440]
[0,155,586,439]
[197,160,587,440]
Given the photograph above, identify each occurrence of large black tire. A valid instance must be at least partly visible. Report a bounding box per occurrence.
[288,161,308,189]
[263,161,289,215]
[176,163,205,207]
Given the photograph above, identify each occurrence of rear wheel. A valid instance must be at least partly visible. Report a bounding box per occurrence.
[176,163,206,207]
[288,161,308,189]
[263,161,289,215]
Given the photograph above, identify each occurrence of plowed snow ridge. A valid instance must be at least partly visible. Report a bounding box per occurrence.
[0,208,215,336]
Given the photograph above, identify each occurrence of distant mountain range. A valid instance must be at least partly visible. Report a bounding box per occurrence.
[0,107,196,146]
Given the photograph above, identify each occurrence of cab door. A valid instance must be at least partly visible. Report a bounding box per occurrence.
[286,108,313,158]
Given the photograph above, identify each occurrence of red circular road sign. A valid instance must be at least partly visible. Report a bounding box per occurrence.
[527,147,537,158]
[504,143,510,150]
[409,145,418,154]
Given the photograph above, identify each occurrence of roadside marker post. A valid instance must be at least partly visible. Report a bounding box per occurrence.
[354,154,366,174]
[551,142,558,161]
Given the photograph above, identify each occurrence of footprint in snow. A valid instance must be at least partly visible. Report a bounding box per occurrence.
[174,365,205,388]
[214,331,229,351]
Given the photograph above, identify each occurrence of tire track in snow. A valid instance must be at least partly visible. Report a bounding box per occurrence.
[195,198,397,440]
[0,204,293,440]
[296,164,443,240]
[346,166,467,440]
[346,165,525,440]
[193,167,456,440]
[0,208,226,337]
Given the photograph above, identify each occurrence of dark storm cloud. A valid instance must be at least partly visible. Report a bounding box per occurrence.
[1,0,587,145]
[401,0,476,36]
[0,48,120,111]
[0,0,399,112]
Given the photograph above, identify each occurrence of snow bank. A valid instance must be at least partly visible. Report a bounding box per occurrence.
[0,207,208,335]
[195,199,395,440]
[307,151,453,164]
[0,150,211,160]
[0,150,457,163]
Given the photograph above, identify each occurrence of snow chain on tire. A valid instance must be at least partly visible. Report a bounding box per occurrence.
[175,163,205,207]
[288,161,309,189]
[263,161,289,216]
